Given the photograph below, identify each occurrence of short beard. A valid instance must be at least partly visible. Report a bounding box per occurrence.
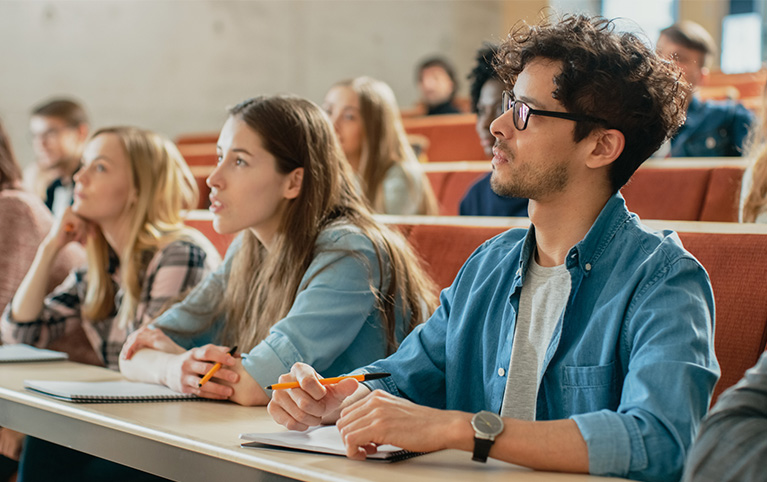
[490,160,569,200]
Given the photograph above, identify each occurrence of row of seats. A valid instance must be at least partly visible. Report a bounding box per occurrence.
[424,159,749,221]
[183,211,767,405]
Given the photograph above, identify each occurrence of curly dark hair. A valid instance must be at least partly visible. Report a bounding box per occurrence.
[468,44,500,113]
[496,14,690,193]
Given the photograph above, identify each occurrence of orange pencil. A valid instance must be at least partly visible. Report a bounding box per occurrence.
[198,346,237,387]
[265,372,390,390]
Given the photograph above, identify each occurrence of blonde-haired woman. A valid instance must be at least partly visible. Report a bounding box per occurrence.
[323,76,438,215]
[2,127,220,369]
[119,95,437,407]
[740,84,767,223]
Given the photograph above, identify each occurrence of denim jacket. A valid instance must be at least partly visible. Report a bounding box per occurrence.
[362,193,719,481]
[153,222,409,391]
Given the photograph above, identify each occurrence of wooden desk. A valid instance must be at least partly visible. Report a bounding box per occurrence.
[0,361,626,481]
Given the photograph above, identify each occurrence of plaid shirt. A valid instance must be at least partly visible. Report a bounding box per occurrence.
[1,239,218,369]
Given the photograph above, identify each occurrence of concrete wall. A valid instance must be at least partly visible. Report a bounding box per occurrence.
[0,0,506,166]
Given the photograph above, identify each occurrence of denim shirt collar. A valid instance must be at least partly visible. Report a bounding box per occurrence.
[515,192,631,284]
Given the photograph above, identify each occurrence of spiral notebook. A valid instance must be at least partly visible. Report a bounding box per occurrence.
[240,425,423,462]
[24,380,199,403]
[0,344,68,363]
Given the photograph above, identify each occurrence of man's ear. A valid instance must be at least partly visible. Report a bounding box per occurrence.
[586,129,625,169]
[284,168,304,200]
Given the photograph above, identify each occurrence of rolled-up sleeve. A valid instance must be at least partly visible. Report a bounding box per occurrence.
[1,270,84,347]
[573,257,719,481]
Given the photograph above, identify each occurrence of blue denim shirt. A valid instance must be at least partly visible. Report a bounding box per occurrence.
[153,222,409,391]
[670,96,754,157]
[361,194,719,482]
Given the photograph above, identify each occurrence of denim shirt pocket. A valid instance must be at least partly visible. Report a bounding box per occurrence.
[562,361,619,414]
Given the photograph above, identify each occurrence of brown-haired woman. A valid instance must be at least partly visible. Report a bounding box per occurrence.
[120,95,438,406]
[323,76,438,215]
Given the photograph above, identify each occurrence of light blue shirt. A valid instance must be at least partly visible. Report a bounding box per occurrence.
[153,222,409,391]
[360,193,720,482]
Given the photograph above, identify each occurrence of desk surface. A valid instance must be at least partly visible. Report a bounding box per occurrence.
[0,360,626,481]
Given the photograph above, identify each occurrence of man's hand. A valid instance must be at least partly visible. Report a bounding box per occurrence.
[336,389,473,459]
[0,428,25,461]
[267,362,364,430]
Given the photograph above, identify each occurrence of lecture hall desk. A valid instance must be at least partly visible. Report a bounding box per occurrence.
[0,360,629,481]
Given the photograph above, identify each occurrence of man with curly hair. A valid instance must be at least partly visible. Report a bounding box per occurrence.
[268,15,720,481]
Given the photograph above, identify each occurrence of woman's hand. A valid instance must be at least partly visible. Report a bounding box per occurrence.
[120,326,184,360]
[162,344,239,400]
[44,206,93,253]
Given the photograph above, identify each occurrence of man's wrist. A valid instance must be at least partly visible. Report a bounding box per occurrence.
[446,411,475,452]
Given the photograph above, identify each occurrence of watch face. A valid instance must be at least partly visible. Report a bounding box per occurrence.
[472,411,503,437]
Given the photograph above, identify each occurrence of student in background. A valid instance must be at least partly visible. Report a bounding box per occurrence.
[0,116,85,482]
[740,83,767,223]
[323,77,438,215]
[119,95,438,407]
[2,126,219,370]
[682,351,767,481]
[268,15,718,481]
[416,57,462,115]
[459,44,529,217]
[656,21,754,157]
[26,99,90,217]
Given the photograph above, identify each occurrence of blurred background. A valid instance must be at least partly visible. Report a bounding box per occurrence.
[1,0,765,166]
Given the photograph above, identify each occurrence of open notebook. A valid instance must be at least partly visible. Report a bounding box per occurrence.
[240,425,423,462]
[0,344,68,363]
[24,380,199,403]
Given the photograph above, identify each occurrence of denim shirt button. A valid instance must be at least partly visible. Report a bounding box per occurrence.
[498,367,506,377]
[585,263,592,271]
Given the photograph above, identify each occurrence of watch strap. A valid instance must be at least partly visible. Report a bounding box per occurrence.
[472,436,494,462]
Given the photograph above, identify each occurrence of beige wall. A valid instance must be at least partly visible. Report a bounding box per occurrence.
[0,0,507,167]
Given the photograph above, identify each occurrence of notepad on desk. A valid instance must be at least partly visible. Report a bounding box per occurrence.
[240,425,423,462]
[24,380,199,403]
[0,344,68,363]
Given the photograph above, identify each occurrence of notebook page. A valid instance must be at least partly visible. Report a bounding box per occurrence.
[0,344,68,363]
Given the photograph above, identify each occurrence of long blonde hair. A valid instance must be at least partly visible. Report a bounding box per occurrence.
[218,95,437,353]
[82,127,205,327]
[742,84,767,223]
[335,77,438,215]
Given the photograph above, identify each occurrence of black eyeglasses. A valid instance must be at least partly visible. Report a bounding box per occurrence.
[502,90,606,131]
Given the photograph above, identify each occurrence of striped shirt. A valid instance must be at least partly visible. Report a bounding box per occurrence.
[1,238,219,369]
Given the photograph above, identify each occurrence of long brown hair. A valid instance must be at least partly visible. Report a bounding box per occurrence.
[0,118,22,191]
[82,127,211,327]
[219,95,437,353]
[334,77,438,215]
[742,83,767,223]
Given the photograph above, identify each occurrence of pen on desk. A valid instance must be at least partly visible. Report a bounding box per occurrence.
[265,372,391,390]
[198,346,238,388]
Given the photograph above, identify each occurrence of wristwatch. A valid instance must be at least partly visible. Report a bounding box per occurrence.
[471,410,504,463]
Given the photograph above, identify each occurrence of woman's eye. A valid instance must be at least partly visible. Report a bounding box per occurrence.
[95,164,106,173]
[216,155,223,164]
[235,158,247,166]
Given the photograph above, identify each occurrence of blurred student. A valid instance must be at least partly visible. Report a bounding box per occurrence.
[2,127,219,370]
[119,95,437,407]
[268,15,718,481]
[656,21,754,157]
[7,126,219,482]
[26,99,90,217]
[683,351,767,482]
[417,56,462,115]
[0,116,85,482]
[740,83,767,223]
[459,44,529,217]
[323,77,438,215]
